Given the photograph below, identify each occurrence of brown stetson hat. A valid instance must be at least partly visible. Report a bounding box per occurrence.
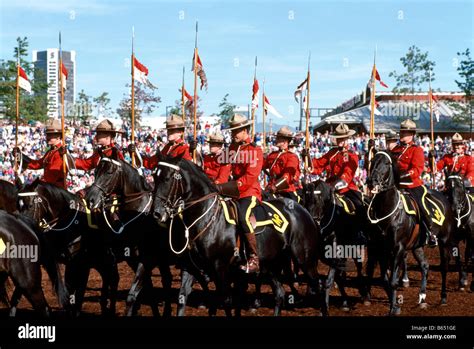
[225,114,252,131]
[166,114,185,130]
[331,123,356,138]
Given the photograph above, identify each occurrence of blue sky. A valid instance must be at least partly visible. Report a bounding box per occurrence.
[1,0,472,126]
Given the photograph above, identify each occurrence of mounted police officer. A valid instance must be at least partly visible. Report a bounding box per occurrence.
[392,119,437,247]
[130,114,194,169]
[75,119,124,171]
[13,118,69,189]
[215,114,263,273]
[432,133,474,191]
[263,126,301,202]
[203,133,230,185]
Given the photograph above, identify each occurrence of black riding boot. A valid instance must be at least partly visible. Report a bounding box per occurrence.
[241,233,259,273]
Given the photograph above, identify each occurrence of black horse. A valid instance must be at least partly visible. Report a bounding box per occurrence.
[84,153,172,317]
[303,179,370,313]
[19,179,119,316]
[0,179,19,214]
[151,154,323,316]
[445,171,474,292]
[0,210,50,317]
[367,150,457,314]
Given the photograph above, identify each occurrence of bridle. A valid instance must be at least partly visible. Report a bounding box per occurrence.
[447,175,472,227]
[18,191,80,232]
[155,161,221,254]
[92,157,123,199]
[308,186,336,234]
[369,151,395,194]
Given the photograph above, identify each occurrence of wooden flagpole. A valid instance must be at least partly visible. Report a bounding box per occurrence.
[59,32,67,189]
[369,47,377,140]
[429,70,436,189]
[262,79,266,150]
[193,21,199,161]
[14,44,20,178]
[181,66,186,123]
[304,52,311,176]
[131,26,136,167]
[251,56,257,140]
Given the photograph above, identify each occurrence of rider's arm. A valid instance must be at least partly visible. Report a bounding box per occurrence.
[75,151,99,171]
[236,147,263,194]
[215,163,231,185]
[407,147,425,179]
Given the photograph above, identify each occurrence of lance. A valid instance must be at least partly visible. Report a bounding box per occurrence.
[304,52,311,180]
[181,66,186,124]
[251,56,257,139]
[59,32,67,189]
[429,69,436,189]
[14,43,20,179]
[131,26,136,167]
[192,21,200,161]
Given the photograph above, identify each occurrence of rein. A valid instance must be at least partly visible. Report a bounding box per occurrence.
[447,175,472,227]
[367,187,401,224]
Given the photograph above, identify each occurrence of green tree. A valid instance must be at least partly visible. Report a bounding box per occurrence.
[0,37,49,122]
[449,49,474,129]
[116,83,161,128]
[217,94,235,128]
[93,92,111,119]
[389,45,436,94]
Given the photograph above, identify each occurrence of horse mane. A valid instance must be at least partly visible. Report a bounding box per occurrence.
[177,158,218,194]
[119,159,152,192]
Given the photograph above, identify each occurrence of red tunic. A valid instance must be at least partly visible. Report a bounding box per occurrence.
[437,153,474,185]
[75,143,124,171]
[310,147,359,193]
[392,143,424,188]
[229,137,263,200]
[27,143,66,189]
[263,150,300,192]
[203,153,231,184]
[142,138,192,169]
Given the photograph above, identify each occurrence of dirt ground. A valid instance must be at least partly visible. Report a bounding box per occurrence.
[3,246,473,317]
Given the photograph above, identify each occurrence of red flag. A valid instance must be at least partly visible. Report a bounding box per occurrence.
[181,88,193,106]
[294,78,308,103]
[192,51,208,90]
[375,69,388,88]
[60,62,68,90]
[251,78,259,110]
[133,57,156,88]
[18,66,31,93]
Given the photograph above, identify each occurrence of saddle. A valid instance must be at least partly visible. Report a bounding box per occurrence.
[220,198,289,234]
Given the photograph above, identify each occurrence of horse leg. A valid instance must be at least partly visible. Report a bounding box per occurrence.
[9,287,22,317]
[65,260,90,317]
[439,243,450,305]
[456,242,468,291]
[355,259,369,302]
[322,267,336,316]
[269,275,285,316]
[388,249,403,316]
[251,276,262,311]
[0,274,10,308]
[158,261,172,317]
[399,252,410,288]
[213,264,233,317]
[364,245,378,306]
[108,263,119,316]
[177,269,195,317]
[21,283,50,318]
[125,262,146,316]
[413,247,429,309]
[335,270,350,312]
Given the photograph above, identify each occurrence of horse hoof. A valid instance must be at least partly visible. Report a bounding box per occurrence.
[249,308,258,314]
[253,299,261,309]
[419,302,428,310]
[440,298,448,306]
[389,307,401,316]
[342,306,350,312]
[198,304,207,310]
[459,287,465,292]
[363,300,372,306]
[402,281,410,288]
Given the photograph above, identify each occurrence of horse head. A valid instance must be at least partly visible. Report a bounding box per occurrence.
[445,170,467,215]
[303,179,333,224]
[152,152,214,224]
[367,150,396,194]
[86,152,124,209]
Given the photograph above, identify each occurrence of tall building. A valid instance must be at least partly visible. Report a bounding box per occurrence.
[32,49,76,118]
